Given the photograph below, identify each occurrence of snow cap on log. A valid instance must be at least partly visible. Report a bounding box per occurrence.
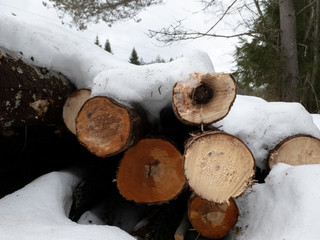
[172,73,236,125]
[184,131,255,203]
[0,13,128,89]
[76,96,146,158]
[117,138,186,204]
[91,50,215,121]
[188,195,239,239]
[268,134,320,169]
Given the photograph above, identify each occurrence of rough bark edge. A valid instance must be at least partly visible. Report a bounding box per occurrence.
[171,73,237,126]
[267,134,320,170]
[75,96,147,158]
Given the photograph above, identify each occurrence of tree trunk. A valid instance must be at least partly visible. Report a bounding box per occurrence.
[172,73,236,126]
[0,49,74,128]
[188,195,239,239]
[75,96,146,157]
[311,0,320,112]
[183,131,255,203]
[268,134,320,169]
[279,0,300,101]
[63,88,91,135]
[116,138,186,204]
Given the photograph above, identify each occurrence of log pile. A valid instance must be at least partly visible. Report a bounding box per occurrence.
[3,53,320,239]
[61,72,253,239]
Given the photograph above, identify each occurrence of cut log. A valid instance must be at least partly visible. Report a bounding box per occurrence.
[184,131,255,203]
[116,138,186,204]
[76,96,146,157]
[0,49,74,128]
[172,73,236,126]
[63,88,91,135]
[268,134,320,169]
[188,195,239,239]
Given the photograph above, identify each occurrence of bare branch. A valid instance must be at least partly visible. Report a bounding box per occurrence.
[203,0,239,35]
[148,25,281,45]
[297,0,316,15]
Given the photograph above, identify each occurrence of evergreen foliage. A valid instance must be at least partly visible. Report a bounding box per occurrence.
[104,39,112,54]
[234,1,283,100]
[94,35,102,48]
[234,0,320,112]
[129,47,141,65]
[42,0,163,30]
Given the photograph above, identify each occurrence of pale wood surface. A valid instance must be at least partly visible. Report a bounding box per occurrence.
[172,73,236,125]
[63,89,91,134]
[268,135,320,169]
[184,131,255,203]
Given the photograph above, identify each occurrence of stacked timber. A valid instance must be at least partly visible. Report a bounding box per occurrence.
[61,72,252,239]
[5,54,320,240]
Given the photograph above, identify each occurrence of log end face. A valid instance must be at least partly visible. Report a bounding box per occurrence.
[117,138,186,204]
[188,196,239,239]
[76,96,131,157]
[268,135,320,169]
[172,73,236,125]
[184,132,255,203]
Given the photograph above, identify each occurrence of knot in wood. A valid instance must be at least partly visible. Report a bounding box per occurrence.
[193,83,213,104]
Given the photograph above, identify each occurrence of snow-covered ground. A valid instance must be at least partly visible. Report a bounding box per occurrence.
[1,10,320,240]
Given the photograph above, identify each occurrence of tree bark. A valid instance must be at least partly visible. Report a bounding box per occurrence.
[279,0,300,101]
[0,49,74,128]
[75,96,146,157]
[172,73,236,126]
[311,0,320,112]
[268,134,320,169]
[63,88,91,135]
[116,138,186,204]
[188,195,239,239]
[183,131,255,203]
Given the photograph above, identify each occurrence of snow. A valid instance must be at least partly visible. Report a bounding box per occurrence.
[0,12,128,89]
[213,95,320,170]
[311,113,320,130]
[0,12,214,121]
[91,50,214,120]
[0,169,135,240]
[2,7,320,240]
[227,163,320,240]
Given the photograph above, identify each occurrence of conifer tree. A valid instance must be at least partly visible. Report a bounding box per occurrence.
[94,35,102,48]
[129,47,140,65]
[104,39,112,54]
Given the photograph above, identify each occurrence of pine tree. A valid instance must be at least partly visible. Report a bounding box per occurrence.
[94,35,102,48]
[129,47,140,65]
[104,39,112,54]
